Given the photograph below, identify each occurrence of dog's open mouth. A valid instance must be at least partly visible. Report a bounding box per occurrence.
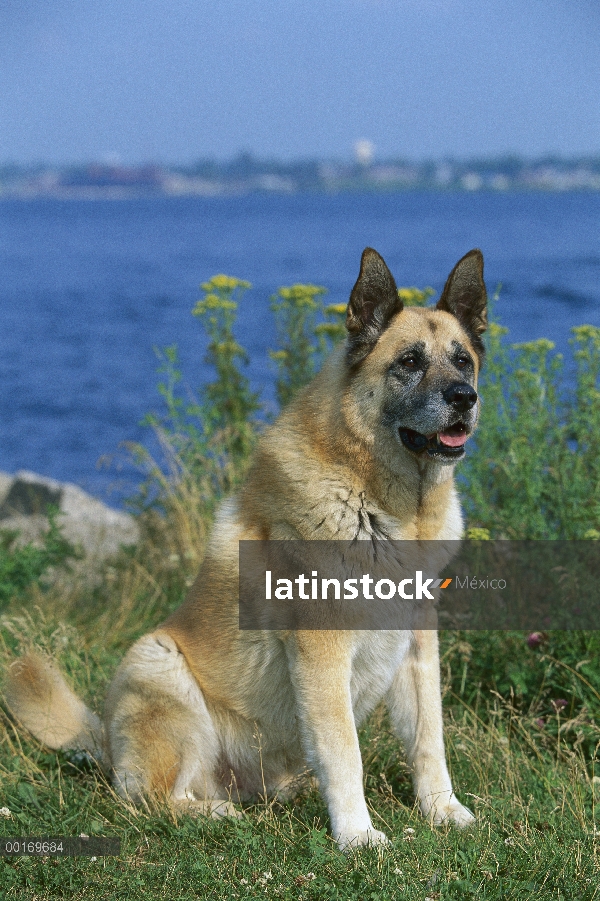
[399,423,469,458]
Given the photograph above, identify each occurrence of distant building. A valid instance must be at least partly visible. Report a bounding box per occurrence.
[354,140,375,166]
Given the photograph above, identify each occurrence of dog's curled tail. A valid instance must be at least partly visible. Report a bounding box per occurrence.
[4,652,107,766]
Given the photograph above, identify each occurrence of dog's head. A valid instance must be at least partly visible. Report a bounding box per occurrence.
[344,247,487,466]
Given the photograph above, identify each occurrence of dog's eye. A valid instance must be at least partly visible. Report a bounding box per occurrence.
[456,355,470,369]
[400,355,418,369]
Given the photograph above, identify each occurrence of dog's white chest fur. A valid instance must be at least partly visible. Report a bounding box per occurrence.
[349,631,413,722]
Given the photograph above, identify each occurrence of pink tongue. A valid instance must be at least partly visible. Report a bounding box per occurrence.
[439,428,468,447]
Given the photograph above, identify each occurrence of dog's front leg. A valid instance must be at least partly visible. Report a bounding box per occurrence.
[386,629,474,827]
[286,633,387,851]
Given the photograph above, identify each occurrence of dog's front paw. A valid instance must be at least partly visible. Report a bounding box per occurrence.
[425,793,475,828]
[336,828,389,852]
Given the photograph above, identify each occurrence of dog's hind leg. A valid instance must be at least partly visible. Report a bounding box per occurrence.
[386,630,474,828]
[105,631,238,818]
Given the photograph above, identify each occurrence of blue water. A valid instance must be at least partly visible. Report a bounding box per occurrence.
[1,192,599,504]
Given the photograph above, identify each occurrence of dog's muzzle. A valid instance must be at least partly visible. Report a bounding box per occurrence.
[398,382,477,459]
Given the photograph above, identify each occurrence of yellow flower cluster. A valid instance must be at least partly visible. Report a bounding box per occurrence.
[193,275,252,319]
[511,338,556,353]
[273,284,327,310]
[487,322,509,338]
[466,527,491,540]
[200,274,251,292]
[397,286,435,307]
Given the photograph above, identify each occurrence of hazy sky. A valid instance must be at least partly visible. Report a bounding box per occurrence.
[1,0,599,164]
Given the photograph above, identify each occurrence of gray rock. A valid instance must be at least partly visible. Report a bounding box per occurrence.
[0,471,62,518]
[0,470,139,562]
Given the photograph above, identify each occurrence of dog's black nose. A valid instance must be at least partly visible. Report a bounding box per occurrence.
[443,382,477,411]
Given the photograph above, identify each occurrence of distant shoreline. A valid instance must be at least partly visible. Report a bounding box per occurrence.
[2,154,600,199]
[3,186,600,201]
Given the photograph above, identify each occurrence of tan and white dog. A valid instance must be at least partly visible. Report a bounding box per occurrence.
[5,247,487,850]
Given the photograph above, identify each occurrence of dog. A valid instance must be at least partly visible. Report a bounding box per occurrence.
[5,247,487,850]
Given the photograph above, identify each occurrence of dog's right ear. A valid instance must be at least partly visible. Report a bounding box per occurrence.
[346,248,402,366]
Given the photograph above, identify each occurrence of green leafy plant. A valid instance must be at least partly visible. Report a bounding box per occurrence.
[191,275,261,469]
[461,320,600,538]
[0,509,80,607]
[269,284,351,407]
[134,276,261,523]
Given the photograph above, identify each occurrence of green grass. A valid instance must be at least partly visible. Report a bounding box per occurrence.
[1,608,599,899]
[1,276,599,899]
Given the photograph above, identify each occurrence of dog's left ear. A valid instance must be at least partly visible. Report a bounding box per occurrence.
[436,249,487,359]
[346,248,402,366]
